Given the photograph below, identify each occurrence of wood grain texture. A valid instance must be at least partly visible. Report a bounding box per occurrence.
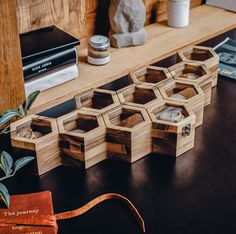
[130,65,173,87]
[158,80,205,127]
[103,105,152,163]
[0,0,25,113]
[117,84,163,109]
[168,61,213,106]
[147,101,196,157]
[28,5,236,114]
[10,115,62,175]
[177,45,219,87]
[57,109,107,169]
[16,0,87,47]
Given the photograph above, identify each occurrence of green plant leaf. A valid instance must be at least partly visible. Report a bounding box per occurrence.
[0,182,10,208]
[24,91,40,111]
[0,111,19,128]
[14,156,35,172]
[0,126,10,135]
[0,151,13,175]
[17,104,25,117]
[0,109,14,117]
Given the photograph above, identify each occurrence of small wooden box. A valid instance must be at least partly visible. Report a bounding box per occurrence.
[103,105,152,163]
[117,84,163,109]
[10,115,61,175]
[177,46,219,87]
[130,66,173,87]
[75,88,120,114]
[168,62,212,106]
[57,109,107,169]
[158,80,205,127]
[147,101,196,157]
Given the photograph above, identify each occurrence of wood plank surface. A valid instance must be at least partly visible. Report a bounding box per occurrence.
[16,0,87,48]
[0,0,25,113]
[29,5,236,114]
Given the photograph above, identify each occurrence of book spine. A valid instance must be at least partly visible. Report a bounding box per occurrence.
[23,47,78,80]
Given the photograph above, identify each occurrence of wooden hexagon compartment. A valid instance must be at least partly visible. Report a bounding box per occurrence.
[75,88,120,114]
[117,84,163,109]
[177,46,219,87]
[57,109,107,169]
[103,105,152,163]
[147,101,196,157]
[169,62,212,106]
[130,66,173,87]
[159,80,204,127]
[10,115,61,175]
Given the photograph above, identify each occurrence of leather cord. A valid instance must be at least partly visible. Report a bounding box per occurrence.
[0,193,145,233]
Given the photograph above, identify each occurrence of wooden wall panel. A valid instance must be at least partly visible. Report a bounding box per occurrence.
[16,0,202,48]
[0,0,25,113]
[16,0,87,48]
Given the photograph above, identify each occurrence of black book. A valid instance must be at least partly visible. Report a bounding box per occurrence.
[23,47,77,80]
[20,26,80,64]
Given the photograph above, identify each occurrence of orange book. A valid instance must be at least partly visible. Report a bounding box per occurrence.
[0,191,57,234]
[0,192,145,234]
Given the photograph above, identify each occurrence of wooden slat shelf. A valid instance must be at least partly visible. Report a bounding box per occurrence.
[29,5,236,114]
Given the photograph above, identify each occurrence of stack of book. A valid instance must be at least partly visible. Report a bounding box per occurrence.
[20,26,80,96]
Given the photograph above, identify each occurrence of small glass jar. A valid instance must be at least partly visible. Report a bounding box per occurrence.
[88,35,110,65]
[167,0,190,28]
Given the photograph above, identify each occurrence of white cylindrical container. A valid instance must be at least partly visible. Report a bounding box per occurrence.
[167,0,190,28]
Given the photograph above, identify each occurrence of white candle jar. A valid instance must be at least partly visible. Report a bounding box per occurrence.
[88,35,110,66]
[168,0,190,28]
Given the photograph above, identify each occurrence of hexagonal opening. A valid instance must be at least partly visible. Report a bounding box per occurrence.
[108,108,144,128]
[63,114,98,134]
[123,87,157,105]
[183,48,213,61]
[16,118,52,139]
[176,64,206,80]
[136,68,168,84]
[151,103,188,123]
[165,83,197,100]
[81,91,114,110]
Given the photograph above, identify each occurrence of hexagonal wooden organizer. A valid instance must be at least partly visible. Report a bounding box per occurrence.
[158,80,204,127]
[57,109,107,169]
[75,88,120,114]
[103,105,152,163]
[130,66,173,87]
[168,62,212,106]
[177,46,219,87]
[10,115,61,175]
[117,84,163,109]
[147,101,196,157]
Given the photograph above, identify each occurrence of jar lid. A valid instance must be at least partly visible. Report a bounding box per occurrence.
[88,35,110,49]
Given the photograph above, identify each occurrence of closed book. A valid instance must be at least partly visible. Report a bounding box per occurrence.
[25,64,78,96]
[0,191,56,234]
[20,25,80,64]
[23,47,78,80]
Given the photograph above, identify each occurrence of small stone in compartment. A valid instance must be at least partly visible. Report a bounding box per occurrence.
[71,129,86,134]
[120,113,143,128]
[155,107,185,123]
[17,128,42,140]
[170,93,186,100]
[178,73,199,80]
[170,87,195,100]
[33,131,43,138]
